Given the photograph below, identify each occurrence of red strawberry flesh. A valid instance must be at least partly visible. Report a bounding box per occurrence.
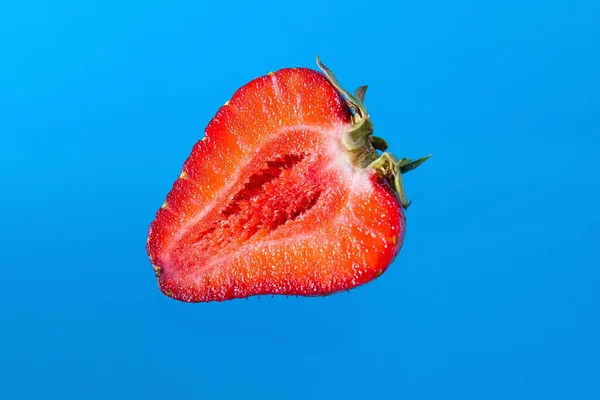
[147,58,429,302]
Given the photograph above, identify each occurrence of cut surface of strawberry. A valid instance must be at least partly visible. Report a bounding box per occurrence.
[147,57,429,302]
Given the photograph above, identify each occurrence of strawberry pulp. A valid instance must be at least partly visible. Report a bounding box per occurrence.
[147,58,429,302]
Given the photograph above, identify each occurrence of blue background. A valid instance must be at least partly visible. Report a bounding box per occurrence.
[2,1,598,399]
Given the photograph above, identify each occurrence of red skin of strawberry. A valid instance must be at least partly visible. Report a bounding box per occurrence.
[146,58,428,302]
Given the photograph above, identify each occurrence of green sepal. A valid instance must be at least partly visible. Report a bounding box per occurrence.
[316,56,430,209]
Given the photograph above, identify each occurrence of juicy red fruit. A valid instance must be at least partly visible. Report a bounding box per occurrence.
[146,57,429,302]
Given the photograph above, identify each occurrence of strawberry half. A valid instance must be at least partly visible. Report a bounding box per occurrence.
[146,57,429,302]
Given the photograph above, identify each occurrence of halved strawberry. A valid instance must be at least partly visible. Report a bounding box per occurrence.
[146,57,429,302]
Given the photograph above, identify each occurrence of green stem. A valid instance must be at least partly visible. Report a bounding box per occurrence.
[316,56,430,209]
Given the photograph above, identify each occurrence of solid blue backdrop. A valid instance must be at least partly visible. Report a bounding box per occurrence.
[1,1,598,399]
